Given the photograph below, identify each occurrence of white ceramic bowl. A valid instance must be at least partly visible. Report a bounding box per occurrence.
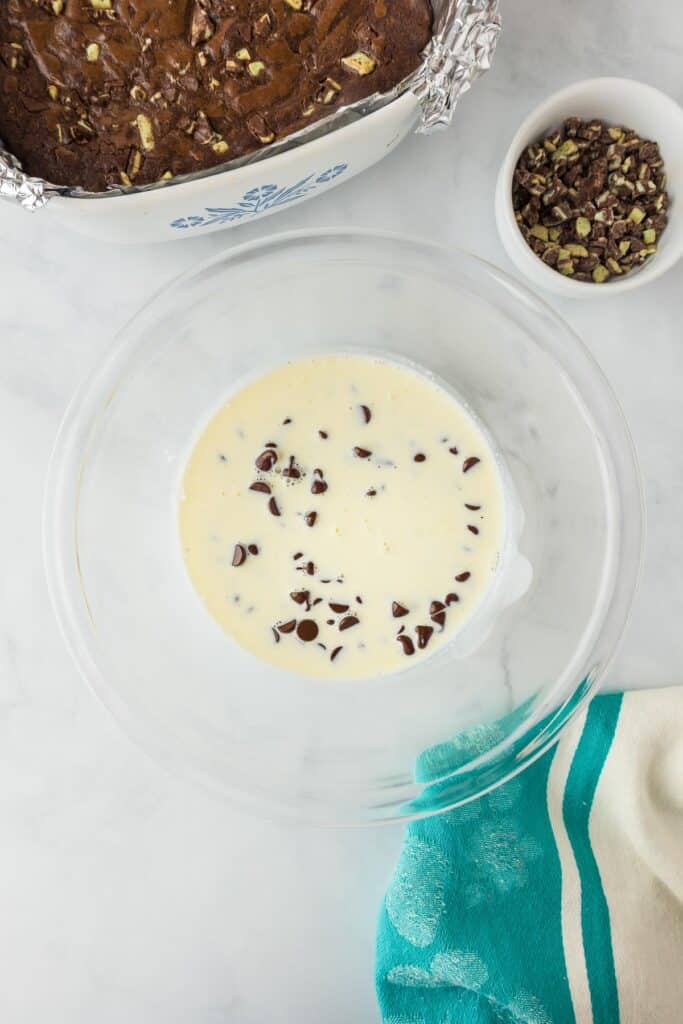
[42,93,419,245]
[495,78,683,298]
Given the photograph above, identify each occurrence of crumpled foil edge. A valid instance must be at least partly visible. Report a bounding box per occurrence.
[0,0,501,210]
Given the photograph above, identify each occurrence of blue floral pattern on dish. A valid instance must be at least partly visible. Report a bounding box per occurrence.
[170,164,348,230]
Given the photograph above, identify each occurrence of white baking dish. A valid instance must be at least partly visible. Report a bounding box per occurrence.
[1,0,501,244]
[45,92,418,245]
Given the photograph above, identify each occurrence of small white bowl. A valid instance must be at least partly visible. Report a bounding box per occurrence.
[495,77,683,298]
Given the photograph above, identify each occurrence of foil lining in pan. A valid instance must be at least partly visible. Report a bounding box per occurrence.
[0,0,500,210]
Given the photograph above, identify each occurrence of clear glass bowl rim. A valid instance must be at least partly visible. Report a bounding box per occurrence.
[43,228,645,826]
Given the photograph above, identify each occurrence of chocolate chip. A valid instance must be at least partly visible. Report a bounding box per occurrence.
[290,590,310,605]
[277,619,296,634]
[414,453,426,463]
[326,619,334,625]
[396,635,415,656]
[232,543,247,567]
[296,619,319,642]
[318,430,328,439]
[356,595,363,604]
[268,496,281,516]
[464,503,481,510]
[416,625,433,649]
[317,643,327,651]
[463,456,481,473]
[293,551,303,560]
[282,418,292,425]
[339,615,359,631]
[455,571,471,582]
[366,488,377,497]
[360,404,372,423]
[255,449,277,471]
[282,456,301,479]
[397,624,405,635]
[249,481,271,494]
[430,600,446,629]
[311,470,328,494]
[445,593,459,605]
[353,447,372,459]
[449,446,459,455]
[467,525,479,535]
[247,544,259,555]
[304,511,317,527]
[305,561,315,576]
[329,602,349,613]
[392,602,409,618]
[330,646,343,662]
[264,442,277,448]
[272,628,280,644]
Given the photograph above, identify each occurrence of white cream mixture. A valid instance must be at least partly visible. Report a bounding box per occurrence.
[179,354,505,679]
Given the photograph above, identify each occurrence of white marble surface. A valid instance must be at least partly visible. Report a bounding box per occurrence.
[1,2,682,1020]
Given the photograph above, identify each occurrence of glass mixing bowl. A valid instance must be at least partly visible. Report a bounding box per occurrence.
[44,230,643,825]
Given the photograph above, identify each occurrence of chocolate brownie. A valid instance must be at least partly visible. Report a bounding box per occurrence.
[0,0,432,193]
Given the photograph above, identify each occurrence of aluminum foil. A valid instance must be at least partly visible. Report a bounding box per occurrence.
[0,0,500,210]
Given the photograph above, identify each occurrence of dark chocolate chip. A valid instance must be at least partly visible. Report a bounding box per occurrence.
[312,598,323,606]
[449,446,459,455]
[416,625,434,649]
[318,430,328,439]
[326,619,334,625]
[293,551,303,560]
[430,600,446,629]
[445,593,459,605]
[467,524,479,535]
[396,635,415,656]
[305,561,315,576]
[282,456,301,479]
[232,543,247,567]
[392,601,409,618]
[353,447,372,459]
[329,602,349,613]
[464,503,481,511]
[264,442,277,448]
[278,619,296,634]
[268,496,281,517]
[455,571,471,582]
[255,449,278,471]
[317,643,327,651]
[248,544,259,555]
[360,404,372,424]
[356,595,363,604]
[414,453,426,463]
[304,511,317,527]
[330,646,343,662]
[296,619,319,642]
[339,615,359,631]
[311,469,328,494]
[366,488,377,497]
[272,628,280,644]
[249,481,271,494]
[282,418,292,425]
[463,456,481,473]
[397,624,405,635]
[290,590,310,605]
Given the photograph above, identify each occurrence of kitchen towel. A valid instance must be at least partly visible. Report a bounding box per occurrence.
[376,687,683,1023]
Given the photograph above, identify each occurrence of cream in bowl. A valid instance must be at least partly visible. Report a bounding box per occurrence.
[179,354,505,679]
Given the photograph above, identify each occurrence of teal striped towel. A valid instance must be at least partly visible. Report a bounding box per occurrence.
[376,689,683,1023]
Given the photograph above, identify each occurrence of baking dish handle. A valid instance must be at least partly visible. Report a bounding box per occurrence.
[413,0,502,132]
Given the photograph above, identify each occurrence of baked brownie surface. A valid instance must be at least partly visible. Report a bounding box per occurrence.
[0,0,432,192]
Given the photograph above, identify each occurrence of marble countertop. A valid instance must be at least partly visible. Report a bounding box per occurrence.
[1,2,682,1020]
